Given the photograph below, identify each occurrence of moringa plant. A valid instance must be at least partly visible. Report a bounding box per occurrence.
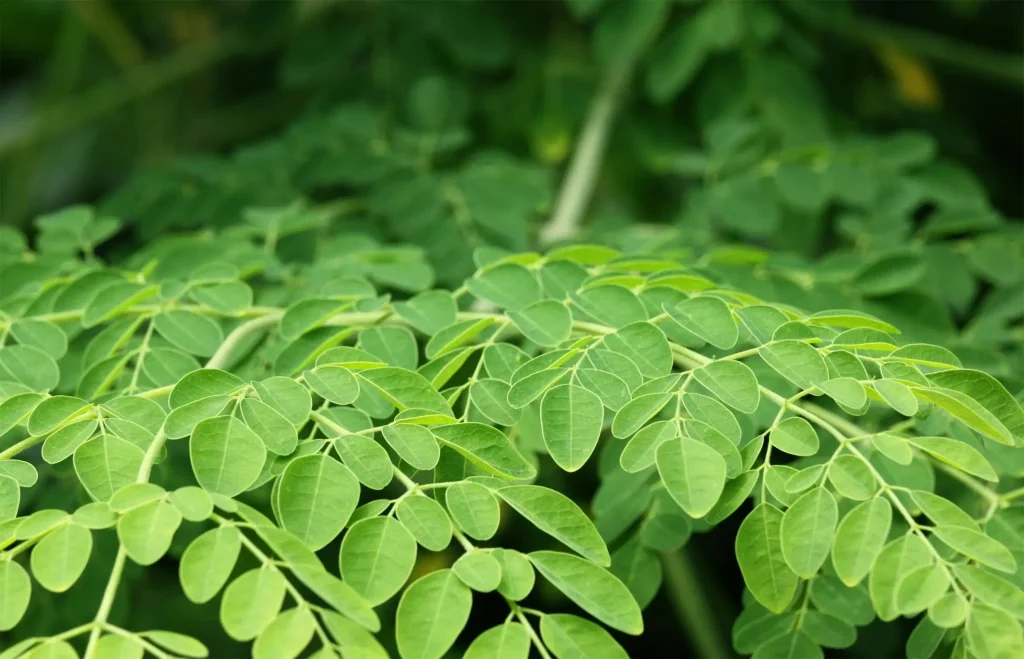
[0,208,1022,659]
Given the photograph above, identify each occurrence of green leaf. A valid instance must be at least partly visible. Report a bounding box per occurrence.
[118,500,182,566]
[870,533,933,621]
[528,550,643,635]
[540,613,629,659]
[396,569,472,659]
[93,635,144,659]
[770,417,819,457]
[253,376,312,427]
[280,299,350,340]
[464,623,530,659]
[467,263,541,311]
[693,360,760,413]
[759,341,828,389]
[827,455,877,500]
[895,564,950,615]
[73,436,144,501]
[431,423,536,480]
[9,319,67,359]
[304,365,360,405]
[81,282,158,327]
[873,380,918,416]
[446,481,500,540]
[492,548,535,601]
[277,454,359,550]
[332,434,393,490]
[483,343,528,382]
[611,392,672,439]
[906,436,997,482]
[179,526,242,603]
[359,326,418,370]
[340,516,417,606]
[240,398,298,455]
[191,281,252,314]
[497,485,609,566]
[164,395,230,439]
[253,608,315,659]
[71,502,117,529]
[190,416,266,497]
[932,526,1016,573]
[381,423,440,471]
[855,252,925,296]
[705,471,759,525]
[570,285,647,330]
[912,387,1014,446]
[966,601,1024,659]
[586,349,643,391]
[153,310,224,357]
[620,420,676,473]
[817,378,867,410]
[0,560,30,631]
[509,300,572,347]
[912,490,978,531]
[736,504,799,613]
[0,392,44,437]
[169,486,213,522]
[872,433,914,465]
[169,369,245,409]
[40,421,97,462]
[602,321,672,379]
[664,296,738,350]
[453,551,502,592]
[357,367,453,416]
[781,487,837,578]
[220,568,287,641]
[140,631,209,658]
[28,523,90,592]
[572,368,630,411]
[831,497,892,587]
[507,368,569,409]
[393,291,457,335]
[109,483,166,512]
[396,496,452,551]
[927,370,1024,443]
[0,346,59,392]
[425,318,495,359]
[469,379,521,426]
[954,565,1024,619]
[658,434,728,518]
[540,384,603,472]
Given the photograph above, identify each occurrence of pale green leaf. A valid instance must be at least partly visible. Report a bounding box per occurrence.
[253,607,315,659]
[169,486,214,522]
[180,526,242,603]
[332,434,393,490]
[431,423,536,480]
[469,379,521,426]
[827,455,877,500]
[872,433,913,465]
[357,367,453,416]
[832,497,892,587]
[240,398,298,455]
[759,341,829,389]
[498,485,609,566]
[464,623,530,659]
[736,504,799,613]
[817,378,867,410]
[509,300,572,347]
[781,487,837,578]
[664,296,738,349]
[220,568,287,641]
[870,533,933,621]
[620,420,676,473]
[0,561,30,631]
[73,436,144,502]
[966,601,1024,659]
[278,454,359,550]
[396,496,452,551]
[169,368,245,409]
[907,436,998,482]
[445,481,500,541]
[770,417,819,457]
[540,384,603,472]
[873,380,919,416]
[954,565,1024,619]
[153,310,224,358]
[304,366,360,405]
[693,360,760,413]
[190,416,266,497]
[453,551,502,592]
[395,569,472,659]
[528,550,643,635]
[896,564,950,615]
[932,526,1016,573]
[253,376,312,427]
[393,290,457,335]
[540,613,629,659]
[340,516,416,606]
[117,500,182,566]
[0,346,59,392]
[139,631,209,659]
[602,321,672,379]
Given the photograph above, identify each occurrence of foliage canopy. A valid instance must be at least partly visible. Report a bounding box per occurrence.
[1,1,1023,658]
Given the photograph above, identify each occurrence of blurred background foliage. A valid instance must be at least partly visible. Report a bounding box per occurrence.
[0,1,1022,656]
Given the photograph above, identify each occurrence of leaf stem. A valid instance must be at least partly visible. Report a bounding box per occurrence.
[515,607,554,659]
[661,549,735,659]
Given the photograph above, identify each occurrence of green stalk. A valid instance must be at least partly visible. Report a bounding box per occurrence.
[662,549,735,659]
